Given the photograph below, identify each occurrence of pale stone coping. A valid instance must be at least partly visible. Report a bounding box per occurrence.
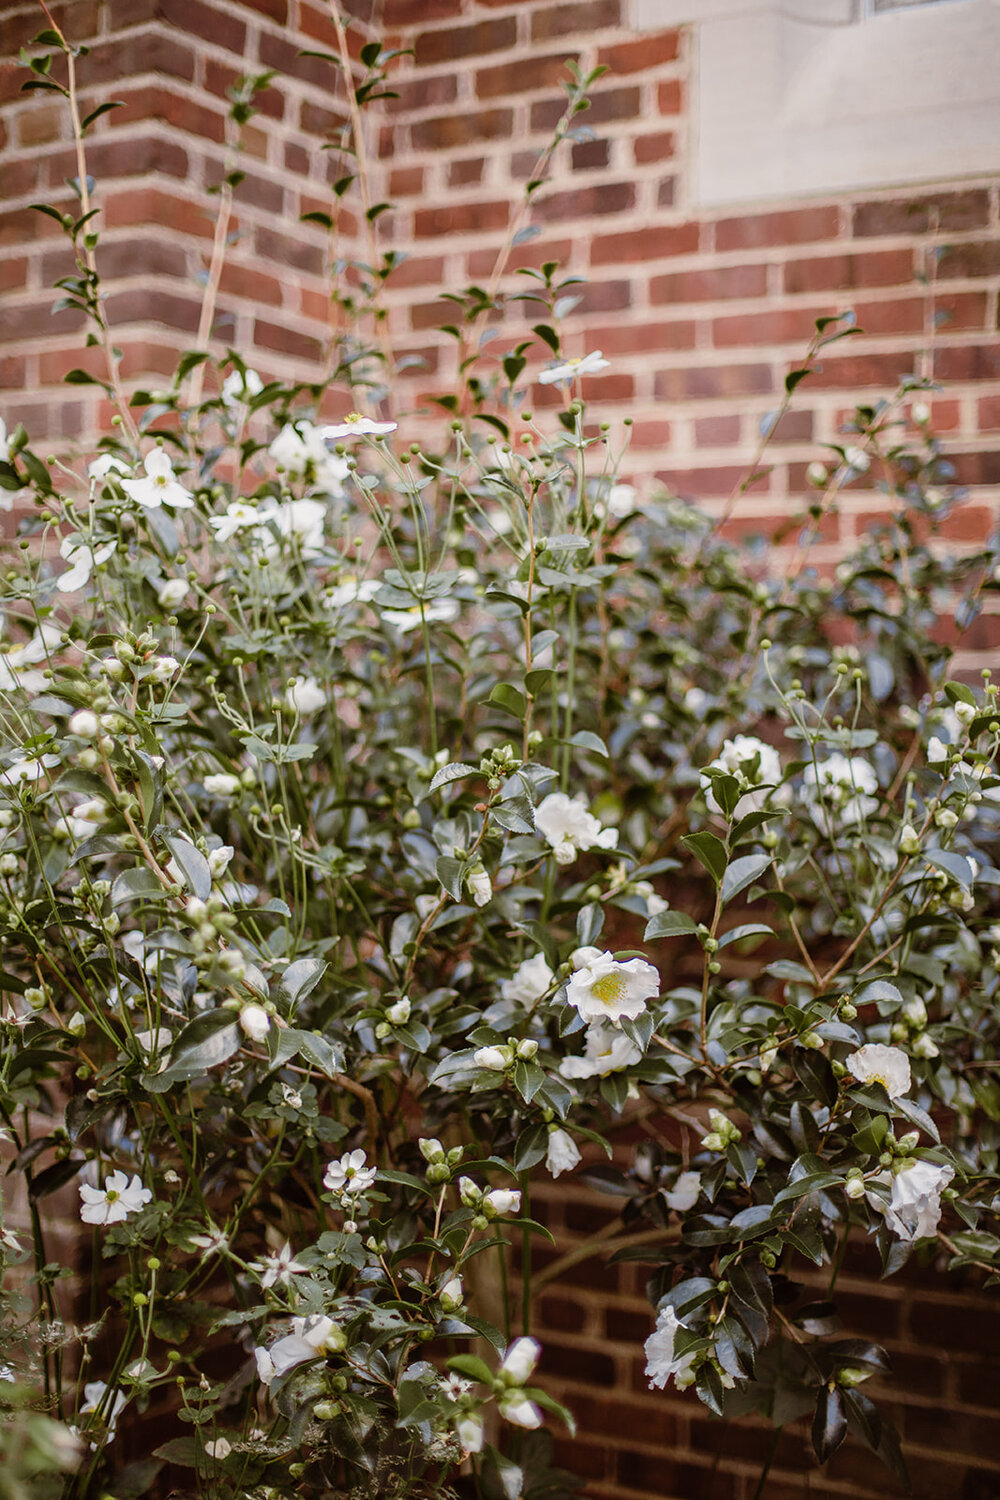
[630,0,1000,207]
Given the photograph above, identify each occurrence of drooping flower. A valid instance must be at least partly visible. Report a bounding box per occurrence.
[498,1392,543,1427]
[644,1306,697,1390]
[455,1412,484,1452]
[702,735,784,819]
[802,753,879,829]
[537,350,610,386]
[466,863,492,907]
[483,1187,521,1217]
[221,367,264,408]
[499,1337,542,1385]
[501,952,554,1005]
[120,449,194,510]
[559,1019,644,1079]
[545,1126,582,1179]
[157,578,190,609]
[88,453,130,482]
[883,1159,954,1241]
[664,1170,701,1212]
[846,1043,911,1099]
[320,413,398,440]
[474,1045,508,1072]
[285,676,326,716]
[56,536,117,593]
[79,1171,152,1225]
[565,950,659,1025]
[534,792,618,865]
[323,1149,377,1196]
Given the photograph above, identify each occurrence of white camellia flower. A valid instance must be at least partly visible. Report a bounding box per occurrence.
[53,797,107,843]
[204,773,242,799]
[208,844,234,880]
[534,791,618,865]
[466,863,492,908]
[320,413,398,440]
[285,675,326,715]
[537,350,610,386]
[57,536,117,593]
[802,753,879,829]
[499,1392,542,1427]
[239,1004,271,1043]
[0,624,62,695]
[474,1045,508,1071]
[79,1171,152,1225]
[456,1412,484,1452]
[386,997,411,1025]
[483,1187,521,1217]
[381,599,460,634]
[499,1336,541,1385]
[208,500,262,543]
[221,367,264,407]
[566,949,659,1025]
[80,1380,128,1436]
[883,1159,954,1241]
[121,449,194,510]
[846,1043,911,1099]
[501,952,554,1005]
[323,1148,377,1196]
[439,1275,463,1310]
[545,1126,582,1179]
[68,710,99,739]
[664,1170,701,1212]
[644,1305,697,1391]
[1,751,60,788]
[702,735,784,819]
[559,1019,644,1079]
[255,1314,346,1385]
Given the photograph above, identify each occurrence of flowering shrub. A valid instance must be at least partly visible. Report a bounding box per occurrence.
[2,14,1000,1500]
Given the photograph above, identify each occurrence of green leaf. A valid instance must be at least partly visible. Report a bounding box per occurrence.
[812,1386,847,1463]
[81,99,124,131]
[428,761,479,793]
[28,1158,81,1203]
[488,684,527,720]
[151,1438,199,1466]
[696,1362,725,1416]
[446,1354,494,1384]
[717,922,774,949]
[512,1059,545,1104]
[111,868,169,905]
[644,910,697,940]
[159,832,211,899]
[143,1011,241,1093]
[720,853,771,905]
[682,831,728,887]
[275,957,327,1008]
[569,730,609,758]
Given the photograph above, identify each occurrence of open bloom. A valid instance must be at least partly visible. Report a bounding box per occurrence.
[326,575,380,610]
[221,367,263,407]
[1,751,59,788]
[255,1314,346,1385]
[0,624,62,695]
[270,422,349,494]
[559,1019,644,1079]
[534,792,618,865]
[537,350,610,386]
[251,1240,309,1288]
[501,952,554,1005]
[644,1306,697,1390]
[847,1043,911,1098]
[285,676,326,716]
[256,497,327,559]
[80,1380,128,1437]
[381,599,459,633]
[208,500,262,543]
[545,1126,582,1179]
[121,449,194,509]
[324,1149,377,1196]
[802,753,879,829]
[702,735,784,819]
[320,413,398,440]
[57,536,117,593]
[883,1159,954,1241]
[566,950,659,1025]
[79,1171,152,1225]
[204,773,242,799]
[664,1170,701,1212]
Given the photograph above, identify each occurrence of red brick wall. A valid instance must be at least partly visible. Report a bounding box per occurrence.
[3,2,1000,1494]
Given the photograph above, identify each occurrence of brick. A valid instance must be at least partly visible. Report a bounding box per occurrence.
[413,199,511,237]
[924,344,1000,383]
[255,227,326,276]
[695,414,741,446]
[2,299,87,340]
[411,108,513,151]
[617,1452,736,1499]
[585,320,697,355]
[531,0,621,40]
[218,263,285,307]
[658,77,683,114]
[387,73,459,115]
[103,187,215,238]
[390,165,426,195]
[300,100,348,138]
[259,31,340,90]
[109,85,226,143]
[1,155,41,198]
[655,364,773,400]
[977,395,1000,430]
[104,286,201,333]
[806,350,917,389]
[415,17,516,65]
[541,1342,618,1385]
[657,178,677,208]
[476,53,577,99]
[634,130,676,165]
[285,142,309,175]
[92,236,191,281]
[538,1294,587,1333]
[17,103,65,148]
[715,204,841,253]
[572,137,610,171]
[75,30,196,88]
[652,264,768,304]
[783,248,914,294]
[53,134,189,188]
[253,318,324,363]
[598,31,680,73]
[382,0,462,21]
[447,158,482,188]
[158,0,246,50]
[590,222,699,266]
[0,257,28,293]
[935,241,1000,280]
[853,189,990,237]
[712,306,824,348]
[531,181,634,223]
[532,83,639,132]
[385,254,445,290]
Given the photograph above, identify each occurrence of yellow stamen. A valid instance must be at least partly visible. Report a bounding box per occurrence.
[591,972,627,1007]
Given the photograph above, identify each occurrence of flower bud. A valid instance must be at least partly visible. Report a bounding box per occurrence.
[69,710,100,739]
[387,997,411,1026]
[515,1038,538,1060]
[898,824,921,856]
[897,1131,920,1154]
[418,1137,445,1164]
[474,1045,509,1072]
[239,1004,270,1043]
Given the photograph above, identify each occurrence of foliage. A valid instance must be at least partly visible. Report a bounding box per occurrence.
[2,12,1000,1500]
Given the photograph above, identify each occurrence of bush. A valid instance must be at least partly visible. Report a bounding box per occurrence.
[2,15,1000,1500]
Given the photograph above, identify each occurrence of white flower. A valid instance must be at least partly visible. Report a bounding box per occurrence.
[439,1275,464,1311]
[221,368,263,407]
[205,1438,232,1460]
[0,417,9,463]
[157,578,190,609]
[644,1306,697,1391]
[208,500,262,543]
[664,1170,701,1212]
[846,1043,911,1099]
[0,624,62,695]
[501,952,554,1005]
[326,575,381,609]
[251,1241,309,1288]
[80,1380,128,1436]
[148,655,179,683]
[239,1004,270,1043]
[0,1365,14,1382]
[257,497,327,558]
[559,1019,644,1079]
[69,710,99,739]
[386,997,411,1025]
[499,1337,541,1385]
[606,482,638,519]
[255,1315,346,1385]
[534,792,618,865]
[320,413,398,439]
[56,536,117,593]
[466,863,492,907]
[802,753,879,829]
[565,950,659,1025]
[79,1171,152,1225]
[54,797,107,842]
[483,1187,521,1217]
[270,422,350,494]
[474,1045,508,1071]
[381,599,460,634]
[702,735,784,819]
[927,735,950,764]
[883,1159,954,1241]
[537,350,610,386]
[1,751,59,787]
[499,1393,542,1427]
[545,1127,581,1178]
[121,449,194,510]
[913,1032,940,1059]
[88,453,130,481]
[324,1148,377,1196]
[284,675,326,716]
[204,773,241,799]
[208,844,234,879]
[456,1413,484,1452]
